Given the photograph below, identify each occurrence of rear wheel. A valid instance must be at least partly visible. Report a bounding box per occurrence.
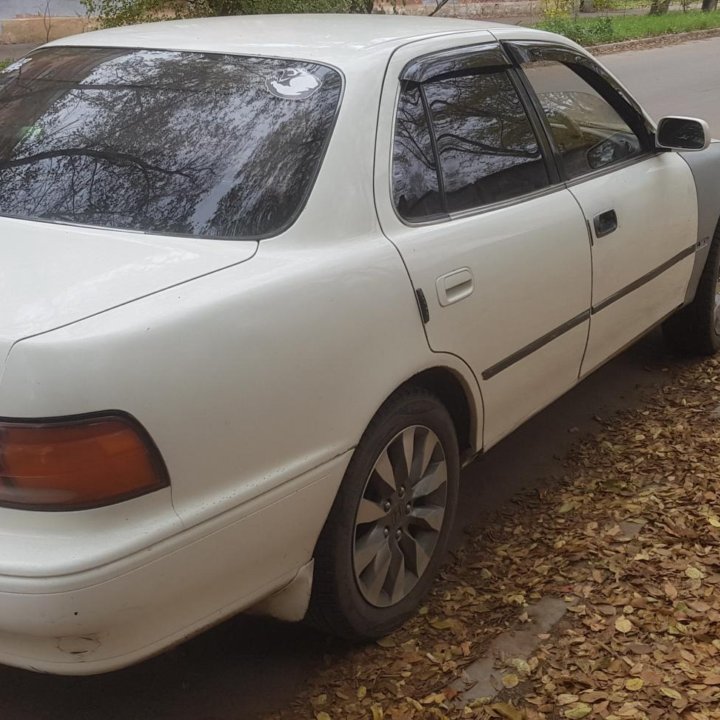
[308,388,459,640]
[663,223,720,356]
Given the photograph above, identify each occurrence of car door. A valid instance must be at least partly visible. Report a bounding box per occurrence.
[374,38,592,449]
[507,42,698,375]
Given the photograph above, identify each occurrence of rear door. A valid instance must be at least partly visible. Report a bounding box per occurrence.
[508,42,698,375]
[375,37,592,449]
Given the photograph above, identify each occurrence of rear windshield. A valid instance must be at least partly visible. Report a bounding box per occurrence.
[0,47,342,239]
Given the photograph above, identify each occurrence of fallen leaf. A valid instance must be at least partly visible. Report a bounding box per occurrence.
[420,692,446,705]
[508,658,531,677]
[626,678,644,691]
[557,694,579,705]
[615,616,633,633]
[685,566,703,580]
[564,702,592,719]
[429,618,455,631]
[660,687,682,701]
[502,673,519,689]
[491,702,524,720]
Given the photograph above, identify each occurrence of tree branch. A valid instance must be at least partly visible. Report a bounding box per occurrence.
[429,0,452,16]
[0,147,200,179]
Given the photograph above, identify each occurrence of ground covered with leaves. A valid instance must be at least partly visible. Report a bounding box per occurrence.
[268,356,720,720]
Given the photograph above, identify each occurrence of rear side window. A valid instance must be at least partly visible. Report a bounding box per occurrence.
[392,83,443,220]
[424,70,549,214]
[0,48,342,239]
[392,66,549,221]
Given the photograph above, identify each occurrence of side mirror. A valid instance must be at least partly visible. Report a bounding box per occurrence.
[656,116,711,151]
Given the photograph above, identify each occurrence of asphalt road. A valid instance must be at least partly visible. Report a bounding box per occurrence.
[602,37,720,135]
[1,37,719,720]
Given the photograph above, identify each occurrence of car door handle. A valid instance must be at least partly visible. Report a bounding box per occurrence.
[436,268,474,307]
[594,209,618,239]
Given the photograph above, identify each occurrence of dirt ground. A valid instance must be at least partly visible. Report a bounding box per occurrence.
[268,352,720,720]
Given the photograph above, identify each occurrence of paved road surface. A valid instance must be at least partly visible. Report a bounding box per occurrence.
[0,37,718,720]
[602,38,720,135]
[1,43,36,60]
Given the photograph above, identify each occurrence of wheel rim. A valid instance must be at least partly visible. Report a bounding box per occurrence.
[352,425,448,608]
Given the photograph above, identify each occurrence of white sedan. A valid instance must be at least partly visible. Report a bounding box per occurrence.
[0,14,717,675]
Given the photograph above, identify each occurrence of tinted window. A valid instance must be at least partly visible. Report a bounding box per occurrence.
[392,83,443,221]
[424,70,549,213]
[0,48,342,239]
[522,60,642,180]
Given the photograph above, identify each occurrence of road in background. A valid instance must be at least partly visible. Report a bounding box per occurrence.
[0,36,717,720]
[1,43,35,59]
[603,37,720,134]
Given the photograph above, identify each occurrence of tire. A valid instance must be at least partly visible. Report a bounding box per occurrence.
[308,387,459,641]
[663,222,720,356]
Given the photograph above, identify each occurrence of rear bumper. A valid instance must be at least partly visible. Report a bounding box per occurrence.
[0,450,349,675]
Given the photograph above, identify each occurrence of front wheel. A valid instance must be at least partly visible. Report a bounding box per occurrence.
[663,223,720,356]
[308,388,459,641]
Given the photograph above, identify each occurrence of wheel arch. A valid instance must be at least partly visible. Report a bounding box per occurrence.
[399,366,479,461]
[680,144,720,305]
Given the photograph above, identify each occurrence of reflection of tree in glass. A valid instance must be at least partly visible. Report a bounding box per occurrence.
[0,48,341,239]
[424,71,548,211]
[537,91,630,134]
[392,83,442,219]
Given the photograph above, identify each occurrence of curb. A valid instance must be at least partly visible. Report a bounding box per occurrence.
[589,26,720,54]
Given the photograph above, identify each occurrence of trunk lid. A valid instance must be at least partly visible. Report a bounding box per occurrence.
[0,217,257,373]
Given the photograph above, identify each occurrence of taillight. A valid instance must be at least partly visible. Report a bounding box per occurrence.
[0,414,169,510]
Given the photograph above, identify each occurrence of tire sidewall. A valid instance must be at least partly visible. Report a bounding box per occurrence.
[702,238,720,352]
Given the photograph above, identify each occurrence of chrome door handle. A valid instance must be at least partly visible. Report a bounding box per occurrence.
[594,209,618,239]
[436,268,474,307]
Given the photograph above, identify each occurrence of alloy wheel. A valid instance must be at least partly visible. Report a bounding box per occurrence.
[352,425,448,608]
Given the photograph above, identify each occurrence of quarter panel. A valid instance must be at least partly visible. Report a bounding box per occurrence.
[0,233,477,532]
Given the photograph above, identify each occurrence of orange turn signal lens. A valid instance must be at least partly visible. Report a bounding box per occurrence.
[0,414,169,510]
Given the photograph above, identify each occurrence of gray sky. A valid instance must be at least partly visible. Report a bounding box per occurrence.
[0,0,86,19]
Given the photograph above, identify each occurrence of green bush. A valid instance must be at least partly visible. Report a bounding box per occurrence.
[538,8,720,45]
[0,59,11,71]
[591,0,651,10]
[82,0,375,27]
[538,15,616,44]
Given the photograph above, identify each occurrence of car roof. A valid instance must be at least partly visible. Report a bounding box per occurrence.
[44,14,516,66]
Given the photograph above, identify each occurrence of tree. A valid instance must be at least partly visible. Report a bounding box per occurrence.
[430,0,451,14]
[648,0,670,14]
[648,0,671,15]
[702,0,718,11]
